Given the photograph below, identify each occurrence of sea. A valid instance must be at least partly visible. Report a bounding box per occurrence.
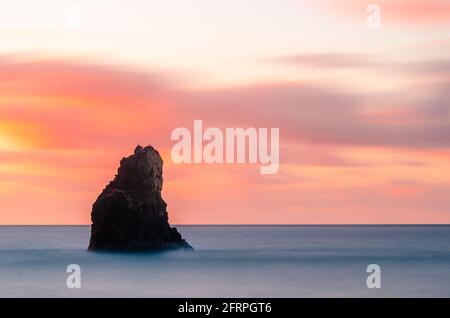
[0,225,449,297]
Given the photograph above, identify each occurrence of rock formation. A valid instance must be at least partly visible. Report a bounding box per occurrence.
[88,145,192,251]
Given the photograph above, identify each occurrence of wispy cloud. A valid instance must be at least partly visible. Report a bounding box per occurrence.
[314,0,450,25]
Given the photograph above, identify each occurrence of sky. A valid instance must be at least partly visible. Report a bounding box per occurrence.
[0,0,449,224]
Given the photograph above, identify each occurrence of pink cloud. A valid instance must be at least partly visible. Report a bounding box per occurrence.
[314,0,450,25]
[1,57,449,224]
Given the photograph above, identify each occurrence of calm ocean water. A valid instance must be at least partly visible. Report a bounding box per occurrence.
[0,225,449,297]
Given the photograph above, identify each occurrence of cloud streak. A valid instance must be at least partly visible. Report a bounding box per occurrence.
[1,56,449,224]
[314,0,450,25]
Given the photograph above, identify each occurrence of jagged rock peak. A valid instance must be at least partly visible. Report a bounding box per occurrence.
[88,144,192,251]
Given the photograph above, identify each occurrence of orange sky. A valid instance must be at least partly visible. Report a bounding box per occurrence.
[0,0,449,224]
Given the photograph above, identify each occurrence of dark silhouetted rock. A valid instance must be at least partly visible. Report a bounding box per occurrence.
[88,145,192,251]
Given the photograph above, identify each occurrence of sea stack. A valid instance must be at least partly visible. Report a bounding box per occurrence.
[88,145,191,251]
